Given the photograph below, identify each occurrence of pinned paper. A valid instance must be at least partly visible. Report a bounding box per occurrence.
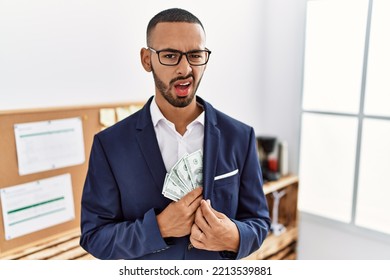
[100,104,143,129]
[99,108,116,127]
[115,107,132,122]
[0,174,75,240]
[14,117,85,176]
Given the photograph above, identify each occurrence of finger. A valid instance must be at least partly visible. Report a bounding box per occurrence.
[190,238,205,250]
[185,192,203,214]
[194,205,210,232]
[189,235,204,249]
[205,199,226,219]
[190,223,206,250]
[200,200,221,227]
[181,187,203,207]
[190,223,203,241]
[191,195,204,212]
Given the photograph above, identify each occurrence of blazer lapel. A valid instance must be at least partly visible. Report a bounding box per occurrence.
[198,97,220,200]
[135,96,220,197]
[135,97,167,192]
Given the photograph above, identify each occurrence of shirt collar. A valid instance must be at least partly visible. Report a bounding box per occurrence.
[150,97,166,127]
[150,97,205,128]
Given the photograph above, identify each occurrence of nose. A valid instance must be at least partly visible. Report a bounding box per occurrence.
[176,54,193,76]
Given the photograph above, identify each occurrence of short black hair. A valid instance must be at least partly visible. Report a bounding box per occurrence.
[146,8,205,46]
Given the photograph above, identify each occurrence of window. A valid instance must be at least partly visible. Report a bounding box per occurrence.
[301,0,367,114]
[364,0,390,117]
[299,113,358,222]
[299,0,390,236]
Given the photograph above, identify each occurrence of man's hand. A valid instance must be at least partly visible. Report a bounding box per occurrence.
[157,187,203,238]
[190,199,240,252]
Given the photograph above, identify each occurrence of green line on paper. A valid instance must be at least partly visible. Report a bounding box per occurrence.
[8,197,65,214]
[20,128,74,138]
[8,207,67,226]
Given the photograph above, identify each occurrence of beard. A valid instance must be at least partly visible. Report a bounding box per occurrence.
[151,65,202,108]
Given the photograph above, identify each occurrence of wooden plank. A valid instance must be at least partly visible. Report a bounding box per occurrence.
[283,252,297,260]
[48,246,88,260]
[259,227,298,259]
[263,175,298,195]
[251,226,298,260]
[0,229,80,260]
[19,237,80,260]
[1,228,95,260]
[74,253,96,260]
[267,242,296,260]
[242,228,295,260]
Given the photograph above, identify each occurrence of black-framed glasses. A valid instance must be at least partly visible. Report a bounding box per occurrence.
[148,47,211,66]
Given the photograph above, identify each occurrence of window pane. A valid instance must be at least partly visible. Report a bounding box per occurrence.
[302,0,368,114]
[356,119,390,234]
[364,0,390,117]
[298,113,358,222]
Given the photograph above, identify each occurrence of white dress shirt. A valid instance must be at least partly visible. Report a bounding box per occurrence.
[150,97,205,172]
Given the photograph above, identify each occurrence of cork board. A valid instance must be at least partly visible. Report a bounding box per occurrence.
[0,102,144,257]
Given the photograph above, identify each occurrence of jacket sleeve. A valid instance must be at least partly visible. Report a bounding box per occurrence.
[79,135,168,259]
[231,128,271,259]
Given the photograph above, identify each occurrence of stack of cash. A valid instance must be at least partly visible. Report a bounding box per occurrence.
[162,149,203,201]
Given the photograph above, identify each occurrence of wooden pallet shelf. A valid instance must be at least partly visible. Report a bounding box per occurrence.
[244,175,299,260]
[0,229,94,260]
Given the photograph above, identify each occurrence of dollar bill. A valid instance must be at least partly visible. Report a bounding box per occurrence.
[173,156,193,191]
[170,170,191,193]
[162,173,186,201]
[184,150,203,188]
[162,149,203,201]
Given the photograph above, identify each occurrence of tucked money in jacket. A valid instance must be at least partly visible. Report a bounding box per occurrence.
[80,96,271,260]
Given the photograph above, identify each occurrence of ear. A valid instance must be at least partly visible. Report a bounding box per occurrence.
[140,48,152,72]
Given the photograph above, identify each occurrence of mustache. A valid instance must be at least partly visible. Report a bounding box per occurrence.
[169,74,194,86]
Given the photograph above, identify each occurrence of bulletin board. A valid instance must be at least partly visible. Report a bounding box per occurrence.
[0,102,144,257]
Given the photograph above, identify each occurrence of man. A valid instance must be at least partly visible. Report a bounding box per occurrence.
[80,8,270,260]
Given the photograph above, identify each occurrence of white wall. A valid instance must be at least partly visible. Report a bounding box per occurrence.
[257,0,307,174]
[0,0,266,134]
[0,1,148,108]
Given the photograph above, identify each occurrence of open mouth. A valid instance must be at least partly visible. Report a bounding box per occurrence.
[174,81,192,97]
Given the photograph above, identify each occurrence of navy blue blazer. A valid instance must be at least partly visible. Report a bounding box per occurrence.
[80,96,270,259]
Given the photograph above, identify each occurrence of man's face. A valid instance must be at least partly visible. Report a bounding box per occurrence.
[143,22,207,108]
